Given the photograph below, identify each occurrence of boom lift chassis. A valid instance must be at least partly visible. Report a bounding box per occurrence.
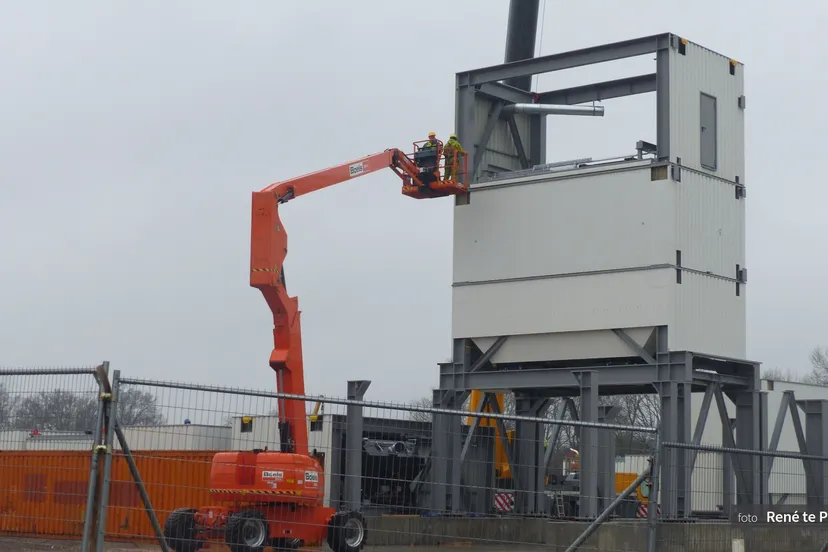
[162,142,467,552]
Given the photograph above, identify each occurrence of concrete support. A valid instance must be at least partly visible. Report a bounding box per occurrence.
[598,405,621,512]
[798,400,828,505]
[577,370,599,518]
[345,380,370,511]
[513,394,549,515]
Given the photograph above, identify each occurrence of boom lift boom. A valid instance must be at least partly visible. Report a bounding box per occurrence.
[163,141,467,552]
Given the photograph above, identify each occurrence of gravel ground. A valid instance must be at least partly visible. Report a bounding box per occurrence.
[0,537,538,552]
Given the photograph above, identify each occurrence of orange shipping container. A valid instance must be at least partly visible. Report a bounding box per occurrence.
[0,450,216,541]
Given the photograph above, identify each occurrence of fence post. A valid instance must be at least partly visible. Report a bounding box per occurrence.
[114,423,171,552]
[96,369,120,552]
[345,380,370,511]
[81,362,112,552]
[646,432,663,552]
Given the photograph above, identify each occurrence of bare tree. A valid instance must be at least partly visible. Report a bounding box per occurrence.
[763,366,802,382]
[0,384,14,429]
[804,348,828,385]
[116,388,167,426]
[11,388,165,431]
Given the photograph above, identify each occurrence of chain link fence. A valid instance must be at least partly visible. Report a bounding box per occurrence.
[3,365,828,552]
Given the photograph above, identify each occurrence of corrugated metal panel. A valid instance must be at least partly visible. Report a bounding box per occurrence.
[0,450,215,540]
[473,98,530,175]
[675,169,745,276]
[672,270,745,358]
[669,41,745,183]
[453,166,673,284]
[452,268,674,340]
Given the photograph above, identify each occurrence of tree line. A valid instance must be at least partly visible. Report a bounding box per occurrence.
[0,386,166,431]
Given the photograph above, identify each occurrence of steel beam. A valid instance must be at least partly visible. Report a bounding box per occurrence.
[471,101,505,181]
[455,336,509,407]
[711,384,751,503]
[506,115,530,169]
[612,328,656,364]
[689,384,714,470]
[345,380,370,511]
[460,392,488,463]
[477,82,535,104]
[440,362,663,391]
[457,33,672,87]
[537,73,657,105]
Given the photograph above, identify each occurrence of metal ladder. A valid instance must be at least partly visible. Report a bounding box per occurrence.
[552,491,565,517]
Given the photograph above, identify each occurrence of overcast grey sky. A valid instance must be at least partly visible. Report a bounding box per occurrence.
[0,1,824,404]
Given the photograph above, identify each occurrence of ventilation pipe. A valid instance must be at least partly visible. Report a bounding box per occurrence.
[501,104,605,117]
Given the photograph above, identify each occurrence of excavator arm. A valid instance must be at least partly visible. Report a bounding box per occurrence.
[250,145,467,456]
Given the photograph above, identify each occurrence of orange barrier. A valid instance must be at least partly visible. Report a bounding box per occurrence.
[0,450,215,541]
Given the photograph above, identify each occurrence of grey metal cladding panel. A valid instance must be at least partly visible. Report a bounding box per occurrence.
[675,169,745,276]
[673,270,746,358]
[474,97,528,174]
[669,41,745,182]
[453,166,673,284]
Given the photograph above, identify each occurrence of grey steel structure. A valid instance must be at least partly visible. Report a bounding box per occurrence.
[424,17,768,519]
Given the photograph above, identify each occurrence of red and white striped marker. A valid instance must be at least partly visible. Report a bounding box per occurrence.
[636,503,662,518]
[494,491,515,512]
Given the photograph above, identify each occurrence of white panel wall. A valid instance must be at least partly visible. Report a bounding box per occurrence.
[230,415,280,451]
[675,169,745,276]
[453,268,675,339]
[453,162,745,359]
[454,165,673,283]
[672,270,746,358]
[120,425,231,451]
[669,41,745,183]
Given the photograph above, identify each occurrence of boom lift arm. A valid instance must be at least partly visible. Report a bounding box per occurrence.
[250,144,467,456]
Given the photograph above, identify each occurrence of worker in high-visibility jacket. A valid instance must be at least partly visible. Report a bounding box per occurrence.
[422,131,439,150]
[444,133,465,181]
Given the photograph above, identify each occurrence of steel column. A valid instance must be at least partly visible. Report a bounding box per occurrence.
[729,389,764,505]
[513,394,548,514]
[799,400,828,505]
[345,380,370,511]
[598,405,620,512]
[576,370,599,518]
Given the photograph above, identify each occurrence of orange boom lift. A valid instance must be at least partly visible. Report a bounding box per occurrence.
[162,141,466,552]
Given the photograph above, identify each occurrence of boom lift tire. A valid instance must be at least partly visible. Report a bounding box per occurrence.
[163,508,203,552]
[326,511,367,552]
[271,537,301,551]
[224,510,269,552]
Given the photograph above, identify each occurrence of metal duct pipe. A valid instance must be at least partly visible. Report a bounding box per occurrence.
[504,0,541,90]
[502,103,605,117]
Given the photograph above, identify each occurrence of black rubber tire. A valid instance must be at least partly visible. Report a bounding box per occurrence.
[225,510,269,552]
[326,511,367,552]
[163,508,202,552]
[271,537,301,551]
